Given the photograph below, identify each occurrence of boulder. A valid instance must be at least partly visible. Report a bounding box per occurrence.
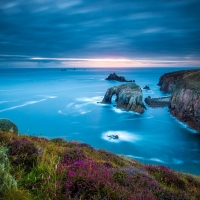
[143,86,150,90]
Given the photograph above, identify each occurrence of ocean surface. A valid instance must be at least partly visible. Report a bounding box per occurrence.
[0,67,200,175]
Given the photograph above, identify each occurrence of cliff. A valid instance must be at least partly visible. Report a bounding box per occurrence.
[158,69,200,132]
[102,83,146,113]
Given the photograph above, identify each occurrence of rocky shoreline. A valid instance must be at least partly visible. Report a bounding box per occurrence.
[158,69,200,133]
[145,96,171,108]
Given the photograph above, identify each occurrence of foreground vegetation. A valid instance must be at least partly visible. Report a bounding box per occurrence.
[0,131,200,200]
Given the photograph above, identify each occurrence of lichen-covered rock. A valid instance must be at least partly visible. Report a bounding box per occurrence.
[102,83,145,113]
[0,119,18,134]
[0,147,17,196]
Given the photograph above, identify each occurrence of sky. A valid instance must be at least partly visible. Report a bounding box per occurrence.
[0,0,200,68]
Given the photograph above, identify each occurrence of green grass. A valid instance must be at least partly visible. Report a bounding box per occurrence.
[0,131,200,199]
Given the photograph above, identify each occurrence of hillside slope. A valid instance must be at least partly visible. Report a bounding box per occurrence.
[0,130,200,199]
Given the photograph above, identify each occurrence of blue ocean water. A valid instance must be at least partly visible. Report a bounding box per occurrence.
[0,67,200,175]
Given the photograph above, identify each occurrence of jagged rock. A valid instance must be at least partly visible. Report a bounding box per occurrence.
[0,119,18,134]
[107,135,119,139]
[158,69,200,132]
[105,73,135,82]
[145,96,171,108]
[143,86,150,90]
[101,83,146,113]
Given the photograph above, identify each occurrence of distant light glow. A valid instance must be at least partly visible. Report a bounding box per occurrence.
[30,57,132,63]
[30,56,200,68]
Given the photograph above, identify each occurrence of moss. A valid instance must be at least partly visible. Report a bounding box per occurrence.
[0,118,18,134]
[161,69,200,95]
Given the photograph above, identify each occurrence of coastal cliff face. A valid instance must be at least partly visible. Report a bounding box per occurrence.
[102,83,145,113]
[170,88,200,131]
[158,69,200,132]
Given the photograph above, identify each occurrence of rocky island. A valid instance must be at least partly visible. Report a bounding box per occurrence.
[158,69,200,132]
[105,73,135,82]
[145,96,171,108]
[102,83,146,113]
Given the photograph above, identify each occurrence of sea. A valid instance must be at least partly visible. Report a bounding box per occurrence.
[0,67,200,175]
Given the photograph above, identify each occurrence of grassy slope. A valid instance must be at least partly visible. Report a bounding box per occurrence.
[161,69,200,94]
[0,132,200,200]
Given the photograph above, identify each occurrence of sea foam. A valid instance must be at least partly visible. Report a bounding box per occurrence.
[102,131,141,143]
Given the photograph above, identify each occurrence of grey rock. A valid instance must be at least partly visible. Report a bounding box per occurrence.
[102,83,146,114]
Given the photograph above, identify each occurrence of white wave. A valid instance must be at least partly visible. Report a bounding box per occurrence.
[126,155,167,164]
[113,107,127,114]
[80,110,91,115]
[47,95,57,99]
[76,96,103,103]
[58,110,68,115]
[0,98,46,113]
[75,103,88,108]
[102,131,141,143]
[149,158,166,163]
[143,90,155,95]
[171,115,198,133]
[66,102,74,108]
[38,95,57,99]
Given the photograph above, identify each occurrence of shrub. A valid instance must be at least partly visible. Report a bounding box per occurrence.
[0,118,18,134]
[7,138,39,171]
[4,188,32,200]
[145,165,186,190]
[57,156,133,199]
[77,142,94,150]
[0,146,17,197]
[51,138,67,145]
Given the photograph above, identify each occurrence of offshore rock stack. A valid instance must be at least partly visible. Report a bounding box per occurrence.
[105,73,135,82]
[102,83,146,114]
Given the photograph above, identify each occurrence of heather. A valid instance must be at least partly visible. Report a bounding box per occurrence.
[0,132,200,199]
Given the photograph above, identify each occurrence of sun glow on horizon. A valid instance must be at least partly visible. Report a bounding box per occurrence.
[30,56,200,68]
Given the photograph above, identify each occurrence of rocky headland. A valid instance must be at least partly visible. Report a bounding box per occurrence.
[101,83,146,113]
[106,73,135,82]
[158,69,200,132]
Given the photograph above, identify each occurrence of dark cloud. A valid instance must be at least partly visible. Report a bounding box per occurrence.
[0,0,200,67]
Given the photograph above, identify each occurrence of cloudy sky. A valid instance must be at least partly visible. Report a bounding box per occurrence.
[0,0,200,68]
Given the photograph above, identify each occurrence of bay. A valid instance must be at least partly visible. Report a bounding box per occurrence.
[0,67,200,175]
